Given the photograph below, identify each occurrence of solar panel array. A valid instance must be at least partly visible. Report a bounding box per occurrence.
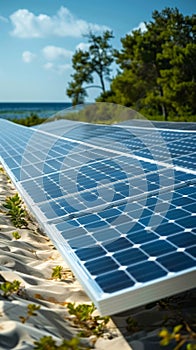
[0,117,195,315]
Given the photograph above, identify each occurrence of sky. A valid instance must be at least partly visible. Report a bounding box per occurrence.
[0,0,195,102]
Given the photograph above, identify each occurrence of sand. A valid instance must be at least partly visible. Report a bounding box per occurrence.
[0,166,195,350]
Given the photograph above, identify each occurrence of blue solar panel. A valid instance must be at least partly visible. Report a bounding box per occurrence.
[0,118,195,315]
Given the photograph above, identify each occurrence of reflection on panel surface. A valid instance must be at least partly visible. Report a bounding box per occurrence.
[0,118,195,315]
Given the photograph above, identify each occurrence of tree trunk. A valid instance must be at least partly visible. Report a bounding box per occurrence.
[99,74,106,93]
[161,103,168,121]
[159,85,168,121]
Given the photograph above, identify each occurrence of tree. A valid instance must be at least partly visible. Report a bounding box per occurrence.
[66,78,87,106]
[87,30,114,93]
[148,8,196,118]
[156,11,196,118]
[100,8,196,120]
[66,50,92,105]
[66,30,114,105]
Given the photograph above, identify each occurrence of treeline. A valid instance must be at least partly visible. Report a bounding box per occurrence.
[67,8,196,121]
[10,113,47,127]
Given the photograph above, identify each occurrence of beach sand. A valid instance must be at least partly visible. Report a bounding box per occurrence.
[0,166,195,350]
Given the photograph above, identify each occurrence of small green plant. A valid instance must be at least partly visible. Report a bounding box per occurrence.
[159,323,196,350]
[126,316,140,332]
[51,265,63,280]
[67,302,110,337]
[3,193,28,228]
[0,167,10,182]
[20,304,41,324]
[11,113,47,127]
[0,279,21,298]
[33,335,89,350]
[12,231,21,239]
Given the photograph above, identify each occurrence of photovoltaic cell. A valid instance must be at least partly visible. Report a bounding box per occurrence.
[0,118,195,315]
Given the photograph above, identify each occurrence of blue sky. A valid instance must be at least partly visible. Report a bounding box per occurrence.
[0,0,195,102]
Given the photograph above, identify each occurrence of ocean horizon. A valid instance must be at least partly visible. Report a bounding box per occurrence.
[0,102,72,120]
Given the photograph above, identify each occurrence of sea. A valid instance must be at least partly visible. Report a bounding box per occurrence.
[0,102,72,120]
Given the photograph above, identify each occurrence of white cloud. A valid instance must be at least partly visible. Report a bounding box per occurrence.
[10,6,109,38]
[10,9,50,38]
[129,22,147,34]
[42,46,73,61]
[0,15,8,23]
[22,51,36,63]
[76,42,90,51]
[57,63,72,73]
[43,62,71,74]
[43,62,54,70]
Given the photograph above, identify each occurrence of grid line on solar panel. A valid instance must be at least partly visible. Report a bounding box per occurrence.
[3,142,196,195]
[54,124,195,148]
[0,119,195,315]
[1,120,196,182]
[0,121,195,209]
[52,187,195,238]
[49,183,195,297]
[19,167,195,222]
[27,131,195,179]
[30,120,195,153]
[1,120,195,226]
[117,120,196,131]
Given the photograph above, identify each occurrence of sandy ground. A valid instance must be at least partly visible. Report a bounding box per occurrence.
[0,166,195,350]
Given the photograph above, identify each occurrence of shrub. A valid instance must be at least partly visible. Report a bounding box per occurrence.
[12,231,21,239]
[3,193,28,228]
[67,302,110,337]
[20,304,41,323]
[33,336,89,350]
[0,279,21,298]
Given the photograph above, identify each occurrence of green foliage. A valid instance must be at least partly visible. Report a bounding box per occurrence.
[67,302,110,337]
[20,303,41,324]
[126,316,139,332]
[98,7,196,121]
[66,30,114,105]
[10,113,47,127]
[67,50,93,105]
[12,231,21,239]
[51,266,63,280]
[0,279,21,298]
[33,336,89,350]
[3,193,28,228]
[87,30,114,92]
[52,103,140,125]
[159,323,196,350]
